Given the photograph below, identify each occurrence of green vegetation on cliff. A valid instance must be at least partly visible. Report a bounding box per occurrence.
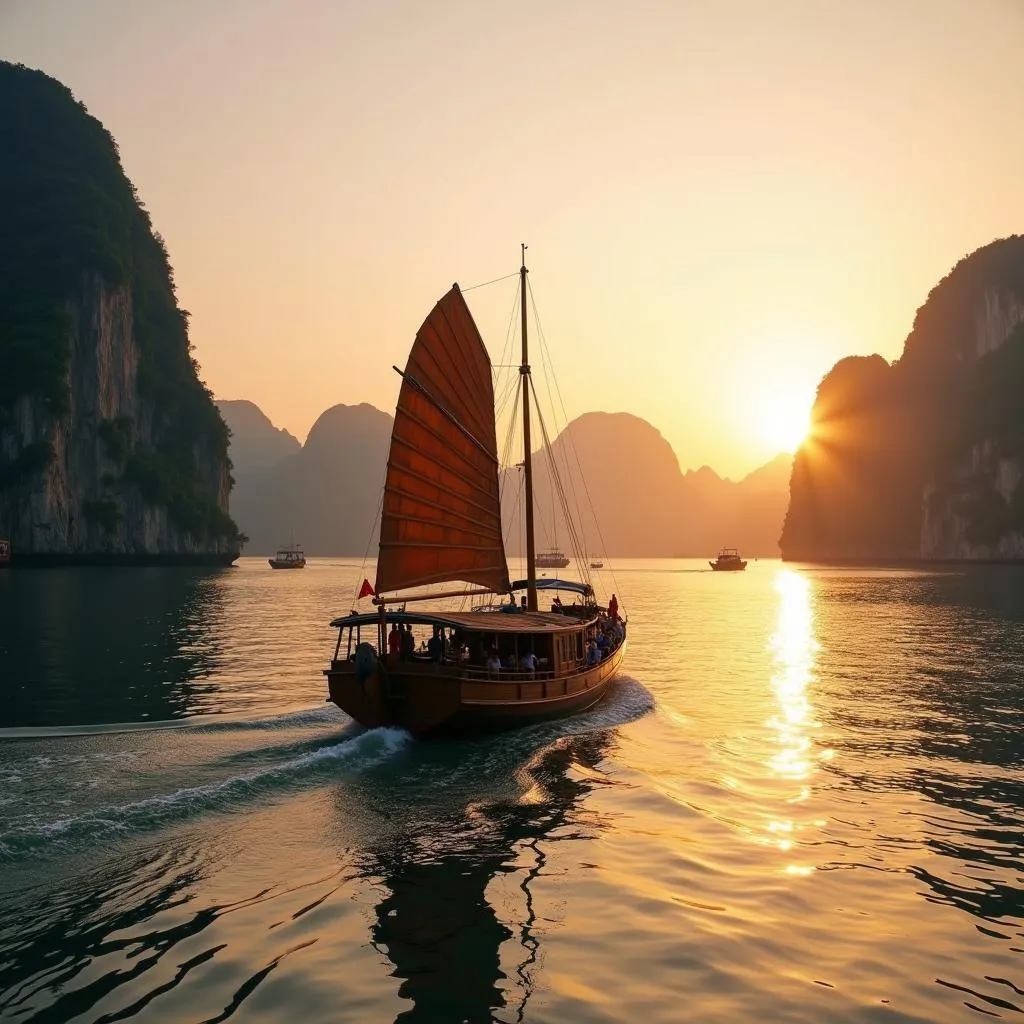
[0,61,239,544]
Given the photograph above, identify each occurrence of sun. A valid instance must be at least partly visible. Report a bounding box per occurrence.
[759,394,813,454]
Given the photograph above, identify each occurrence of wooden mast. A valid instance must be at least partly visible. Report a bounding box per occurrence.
[520,244,538,611]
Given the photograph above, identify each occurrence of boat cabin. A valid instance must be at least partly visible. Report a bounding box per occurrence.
[269,545,306,569]
[329,607,613,683]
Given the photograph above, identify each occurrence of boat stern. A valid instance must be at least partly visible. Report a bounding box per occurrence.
[325,660,463,736]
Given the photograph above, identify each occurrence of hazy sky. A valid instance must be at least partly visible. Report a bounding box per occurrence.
[4,0,1024,477]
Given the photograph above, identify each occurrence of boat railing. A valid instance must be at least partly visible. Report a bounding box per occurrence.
[332,634,624,679]
[459,665,559,682]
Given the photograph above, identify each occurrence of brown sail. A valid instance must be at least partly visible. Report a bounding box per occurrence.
[375,285,511,596]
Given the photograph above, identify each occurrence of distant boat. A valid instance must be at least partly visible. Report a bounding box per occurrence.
[323,249,627,737]
[536,549,571,569]
[269,544,306,569]
[589,557,604,568]
[710,547,747,572]
[0,539,9,567]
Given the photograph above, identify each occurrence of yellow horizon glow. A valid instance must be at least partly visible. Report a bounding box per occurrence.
[3,0,1023,478]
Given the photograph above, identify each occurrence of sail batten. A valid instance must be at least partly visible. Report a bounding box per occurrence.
[418,309,492,427]
[385,461,504,519]
[391,410,498,481]
[396,371,496,463]
[375,286,511,596]
[382,501,507,538]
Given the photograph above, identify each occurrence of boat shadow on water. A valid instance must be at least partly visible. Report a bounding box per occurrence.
[337,723,632,1022]
[0,678,653,1024]
[328,675,654,1021]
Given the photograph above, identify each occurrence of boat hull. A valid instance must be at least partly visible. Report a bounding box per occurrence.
[269,559,306,569]
[709,561,746,571]
[324,639,627,737]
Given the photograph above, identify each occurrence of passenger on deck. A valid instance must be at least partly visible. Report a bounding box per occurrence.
[486,648,501,677]
[400,623,415,661]
[503,652,517,669]
[427,627,442,662]
[387,623,401,657]
[608,593,619,620]
[520,650,538,676]
[520,596,527,609]
[587,639,601,666]
[551,595,563,612]
[612,618,624,644]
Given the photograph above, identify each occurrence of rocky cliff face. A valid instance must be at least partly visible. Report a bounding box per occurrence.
[921,443,1024,560]
[0,61,238,563]
[781,236,1024,563]
[1,275,234,560]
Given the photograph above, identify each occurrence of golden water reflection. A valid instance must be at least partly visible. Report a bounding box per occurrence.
[767,568,822,871]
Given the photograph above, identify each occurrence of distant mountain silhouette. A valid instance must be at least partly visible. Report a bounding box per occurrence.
[782,236,1024,562]
[502,413,683,558]
[223,402,391,555]
[501,412,790,558]
[223,403,789,557]
[217,400,301,471]
[678,453,793,557]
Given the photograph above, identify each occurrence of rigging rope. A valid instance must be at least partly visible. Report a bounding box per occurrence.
[352,485,385,607]
[462,271,520,292]
[493,281,521,405]
[530,283,591,565]
[530,375,592,592]
[526,279,626,614]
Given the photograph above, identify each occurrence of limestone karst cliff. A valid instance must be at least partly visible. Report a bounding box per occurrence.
[781,236,1024,562]
[0,62,240,563]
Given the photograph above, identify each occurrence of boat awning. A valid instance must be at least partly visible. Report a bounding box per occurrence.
[510,578,593,597]
[328,609,594,633]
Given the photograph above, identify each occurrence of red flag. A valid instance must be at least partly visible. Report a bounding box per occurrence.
[357,578,375,600]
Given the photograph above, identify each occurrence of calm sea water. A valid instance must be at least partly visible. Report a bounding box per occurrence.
[2,558,1024,1022]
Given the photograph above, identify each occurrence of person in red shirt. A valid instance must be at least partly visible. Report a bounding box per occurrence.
[608,593,619,621]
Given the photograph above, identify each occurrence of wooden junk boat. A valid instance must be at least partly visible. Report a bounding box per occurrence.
[324,250,627,736]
